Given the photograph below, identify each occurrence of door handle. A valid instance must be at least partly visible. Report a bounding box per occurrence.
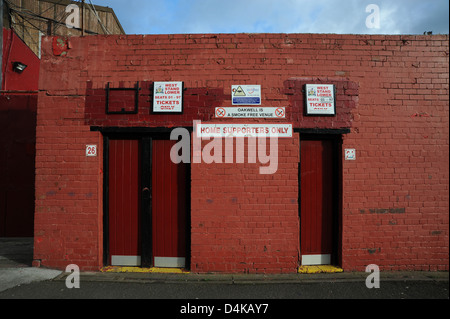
[142,187,151,200]
[142,187,152,199]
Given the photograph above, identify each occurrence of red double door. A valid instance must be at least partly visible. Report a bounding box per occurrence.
[107,138,188,268]
[300,138,338,266]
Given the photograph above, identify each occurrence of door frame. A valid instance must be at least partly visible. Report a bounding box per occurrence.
[296,128,347,267]
[96,127,192,269]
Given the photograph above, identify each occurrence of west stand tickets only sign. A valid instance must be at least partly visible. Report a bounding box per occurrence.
[305,84,336,115]
[153,82,183,113]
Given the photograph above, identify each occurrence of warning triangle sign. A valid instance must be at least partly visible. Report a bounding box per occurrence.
[234,86,246,96]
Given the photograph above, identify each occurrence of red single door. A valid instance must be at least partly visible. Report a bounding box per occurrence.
[300,139,334,265]
[152,140,187,268]
[108,139,141,266]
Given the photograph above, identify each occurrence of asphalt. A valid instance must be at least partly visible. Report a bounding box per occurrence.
[0,238,449,301]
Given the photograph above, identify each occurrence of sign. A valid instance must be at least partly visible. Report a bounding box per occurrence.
[196,123,293,138]
[305,84,336,115]
[86,145,97,157]
[153,81,183,113]
[345,149,356,160]
[232,85,261,105]
[215,107,286,119]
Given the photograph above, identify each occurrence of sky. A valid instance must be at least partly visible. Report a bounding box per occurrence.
[94,0,449,35]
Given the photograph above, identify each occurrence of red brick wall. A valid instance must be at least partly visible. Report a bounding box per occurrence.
[190,136,300,273]
[33,94,103,270]
[340,36,449,271]
[34,33,449,272]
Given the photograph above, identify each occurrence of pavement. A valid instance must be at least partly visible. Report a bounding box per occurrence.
[0,238,62,293]
[0,238,449,300]
[53,267,449,285]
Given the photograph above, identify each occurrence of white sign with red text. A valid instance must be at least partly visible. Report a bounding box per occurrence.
[305,84,336,115]
[86,145,97,157]
[153,81,183,113]
[196,123,293,138]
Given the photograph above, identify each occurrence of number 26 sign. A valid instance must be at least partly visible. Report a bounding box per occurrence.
[86,145,97,157]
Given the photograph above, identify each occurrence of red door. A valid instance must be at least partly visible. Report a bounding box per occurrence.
[108,139,141,266]
[152,140,187,268]
[108,137,187,268]
[300,139,334,265]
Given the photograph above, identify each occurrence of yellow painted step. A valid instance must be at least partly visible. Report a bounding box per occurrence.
[101,266,190,274]
[298,265,343,274]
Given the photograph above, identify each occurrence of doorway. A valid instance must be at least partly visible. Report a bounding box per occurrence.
[104,133,189,268]
[299,134,341,266]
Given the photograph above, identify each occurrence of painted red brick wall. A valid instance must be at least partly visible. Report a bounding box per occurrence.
[190,136,300,273]
[34,33,449,272]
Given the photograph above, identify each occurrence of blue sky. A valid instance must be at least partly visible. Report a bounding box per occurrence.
[94,0,449,35]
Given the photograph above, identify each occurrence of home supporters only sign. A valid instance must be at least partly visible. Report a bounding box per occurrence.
[196,123,293,138]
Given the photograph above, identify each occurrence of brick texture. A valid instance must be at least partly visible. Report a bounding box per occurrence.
[34,33,449,272]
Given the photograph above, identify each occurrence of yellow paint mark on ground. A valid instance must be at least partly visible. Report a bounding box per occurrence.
[101,266,190,274]
[298,265,343,274]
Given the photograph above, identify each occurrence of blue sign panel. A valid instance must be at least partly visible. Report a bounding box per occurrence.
[232,97,261,105]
